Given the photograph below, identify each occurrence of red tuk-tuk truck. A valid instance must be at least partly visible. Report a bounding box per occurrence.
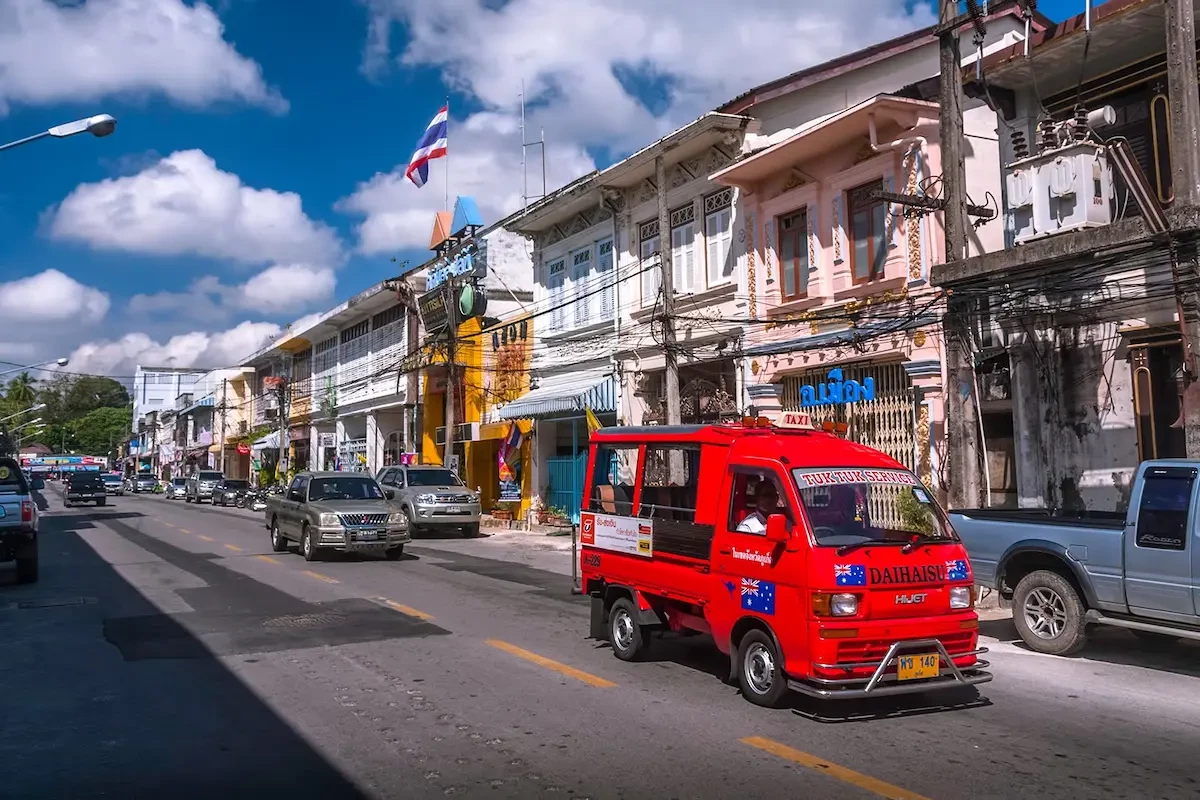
[579,420,990,707]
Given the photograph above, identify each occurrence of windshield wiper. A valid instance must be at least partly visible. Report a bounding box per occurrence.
[900,533,947,554]
[836,540,905,556]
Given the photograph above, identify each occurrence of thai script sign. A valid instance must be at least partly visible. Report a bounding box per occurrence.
[797,368,875,408]
[580,512,653,558]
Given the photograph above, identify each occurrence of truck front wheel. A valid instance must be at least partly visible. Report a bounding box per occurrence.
[608,598,648,661]
[1013,570,1088,656]
[737,629,788,708]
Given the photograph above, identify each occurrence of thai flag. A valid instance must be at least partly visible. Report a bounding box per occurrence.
[405,105,449,188]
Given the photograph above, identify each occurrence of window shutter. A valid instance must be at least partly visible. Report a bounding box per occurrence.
[640,233,660,306]
[572,247,592,328]
[598,239,614,320]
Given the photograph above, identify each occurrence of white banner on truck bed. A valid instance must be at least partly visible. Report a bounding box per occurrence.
[580,512,653,557]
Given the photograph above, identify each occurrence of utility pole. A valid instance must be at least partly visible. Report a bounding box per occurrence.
[218,378,227,474]
[276,357,290,484]
[655,154,681,427]
[443,279,459,469]
[1164,0,1200,457]
[939,0,982,508]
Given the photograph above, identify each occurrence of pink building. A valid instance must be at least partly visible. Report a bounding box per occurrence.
[712,94,949,493]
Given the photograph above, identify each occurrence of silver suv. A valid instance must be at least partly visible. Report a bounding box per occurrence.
[376,465,481,537]
[185,470,224,503]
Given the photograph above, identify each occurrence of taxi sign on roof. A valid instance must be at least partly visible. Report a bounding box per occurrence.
[778,412,815,429]
[794,468,919,488]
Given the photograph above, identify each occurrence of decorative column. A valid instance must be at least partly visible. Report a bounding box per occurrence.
[366,412,380,475]
[746,379,783,421]
[903,359,943,492]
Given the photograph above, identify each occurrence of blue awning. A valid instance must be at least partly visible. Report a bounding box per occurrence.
[496,370,615,420]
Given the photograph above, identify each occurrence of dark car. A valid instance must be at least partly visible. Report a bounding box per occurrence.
[64,472,107,507]
[0,458,41,583]
[212,479,250,507]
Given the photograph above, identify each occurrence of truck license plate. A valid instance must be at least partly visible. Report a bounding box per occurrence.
[357,531,378,542]
[896,653,939,681]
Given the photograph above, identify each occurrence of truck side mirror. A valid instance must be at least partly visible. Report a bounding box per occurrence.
[384,488,396,500]
[765,513,789,543]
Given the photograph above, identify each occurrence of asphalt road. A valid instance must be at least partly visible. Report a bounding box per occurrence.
[2,488,1199,799]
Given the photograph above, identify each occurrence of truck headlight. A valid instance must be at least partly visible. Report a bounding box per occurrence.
[831,593,858,616]
[417,493,436,504]
[949,586,972,609]
[387,512,406,525]
[319,513,341,527]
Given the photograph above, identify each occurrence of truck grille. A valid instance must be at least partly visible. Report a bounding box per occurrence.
[434,494,473,504]
[339,513,388,526]
[835,631,976,665]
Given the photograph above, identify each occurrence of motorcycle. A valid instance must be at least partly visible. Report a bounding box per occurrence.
[247,489,269,512]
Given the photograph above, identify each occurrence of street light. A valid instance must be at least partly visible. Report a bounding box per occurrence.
[0,114,117,154]
[10,417,43,432]
[0,357,69,379]
[0,403,46,424]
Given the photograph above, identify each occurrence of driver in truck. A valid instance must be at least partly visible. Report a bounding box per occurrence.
[736,479,781,533]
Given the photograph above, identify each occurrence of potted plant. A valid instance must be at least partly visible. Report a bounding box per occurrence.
[546,505,571,526]
[491,502,513,521]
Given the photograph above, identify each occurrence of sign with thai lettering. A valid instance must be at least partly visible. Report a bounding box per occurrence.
[796,368,876,408]
[580,512,653,558]
[427,241,488,291]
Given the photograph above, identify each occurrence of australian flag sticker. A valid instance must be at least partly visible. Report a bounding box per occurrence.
[946,559,970,581]
[835,564,867,586]
[740,578,776,616]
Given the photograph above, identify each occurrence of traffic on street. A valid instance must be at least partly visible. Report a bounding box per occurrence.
[2,480,1198,799]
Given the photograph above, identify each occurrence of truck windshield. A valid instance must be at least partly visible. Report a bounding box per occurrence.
[0,461,28,494]
[405,469,461,486]
[308,477,385,501]
[198,472,223,481]
[792,468,955,547]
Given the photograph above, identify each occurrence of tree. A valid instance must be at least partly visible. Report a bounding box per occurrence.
[68,407,131,458]
[4,373,37,410]
[40,376,130,424]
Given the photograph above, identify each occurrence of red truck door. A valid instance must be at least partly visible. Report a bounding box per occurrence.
[709,463,807,650]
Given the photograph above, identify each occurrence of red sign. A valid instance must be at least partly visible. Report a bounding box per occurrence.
[236,443,251,456]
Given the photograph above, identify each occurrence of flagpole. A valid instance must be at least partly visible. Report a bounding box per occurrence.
[444,96,450,211]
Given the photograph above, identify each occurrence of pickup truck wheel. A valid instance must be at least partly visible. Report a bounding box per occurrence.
[404,508,420,536]
[15,546,38,584]
[185,494,192,503]
[301,526,319,562]
[270,519,288,552]
[737,629,788,708]
[463,523,480,538]
[608,598,648,662]
[1013,570,1088,656]
[384,545,405,561]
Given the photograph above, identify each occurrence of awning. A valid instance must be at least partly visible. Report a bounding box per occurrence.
[251,431,280,451]
[496,370,615,421]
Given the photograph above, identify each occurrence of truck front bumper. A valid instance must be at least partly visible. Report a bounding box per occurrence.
[412,503,481,525]
[790,638,991,700]
[315,526,411,552]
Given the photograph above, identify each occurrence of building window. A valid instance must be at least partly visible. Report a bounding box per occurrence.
[597,238,614,321]
[639,219,660,307]
[705,189,734,286]
[546,258,566,332]
[670,203,697,294]
[848,180,887,284]
[571,245,592,328]
[778,209,809,301]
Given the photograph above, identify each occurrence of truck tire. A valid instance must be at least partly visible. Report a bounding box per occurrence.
[1012,570,1088,656]
[737,628,788,708]
[385,545,405,561]
[608,597,648,661]
[301,525,319,562]
[15,545,38,584]
[270,518,288,552]
[404,507,420,537]
[463,523,480,538]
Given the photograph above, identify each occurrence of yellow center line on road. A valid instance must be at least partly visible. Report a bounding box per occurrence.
[255,555,281,565]
[223,544,244,552]
[741,736,932,800]
[161,521,176,528]
[375,597,434,621]
[196,534,212,542]
[302,570,339,584]
[484,639,616,689]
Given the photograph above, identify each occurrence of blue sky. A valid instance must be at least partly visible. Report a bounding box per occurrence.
[0,0,1079,378]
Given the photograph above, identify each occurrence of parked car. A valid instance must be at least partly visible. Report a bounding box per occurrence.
[64,472,107,507]
[185,470,224,504]
[212,479,250,507]
[133,473,157,493]
[0,458,41,583]
[166,477,187,500]
[101,473,124,496]
[953,460,1200,656]
[264,472,409,561]
[376,465,481,537]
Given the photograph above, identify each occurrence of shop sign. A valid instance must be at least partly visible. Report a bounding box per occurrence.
[426,241,488,291]
[236,443,251,456]
[797,368,876,408]
[318,433,336,448]
[418,288,450,336]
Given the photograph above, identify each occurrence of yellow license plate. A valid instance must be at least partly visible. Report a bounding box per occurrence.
[896,653,939,681]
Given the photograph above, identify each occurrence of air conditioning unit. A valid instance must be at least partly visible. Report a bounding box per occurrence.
[1008,142,1115,245]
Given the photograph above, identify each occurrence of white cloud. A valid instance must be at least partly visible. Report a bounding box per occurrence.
[0,269,110,324]
[66,320,283,377]
[49,149,344,267]
[128,263,336,319]
[343,0,935,252]
[0,0,286,115]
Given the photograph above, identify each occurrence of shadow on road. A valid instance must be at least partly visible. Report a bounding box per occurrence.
[980,617,1200,679]
[0,502,368,797]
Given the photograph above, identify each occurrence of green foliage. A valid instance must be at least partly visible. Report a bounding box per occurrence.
[68,407,132,459]
[897,490,935,535]
[38,375,130,425]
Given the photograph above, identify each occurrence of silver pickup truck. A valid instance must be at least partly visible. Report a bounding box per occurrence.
[264,471,409,561]
[0,458,42,583]
[952,460,1200,655]
[376,465,481,537]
